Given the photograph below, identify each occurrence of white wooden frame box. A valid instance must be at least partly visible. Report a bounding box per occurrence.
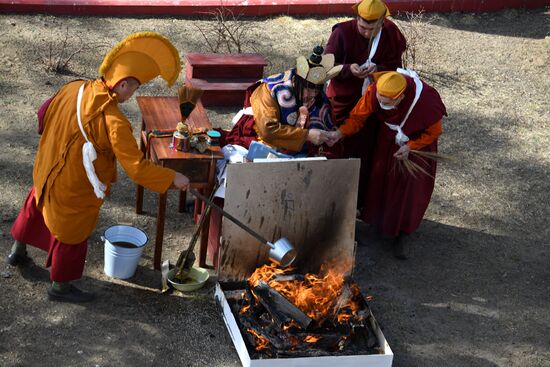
[214,159,394,367]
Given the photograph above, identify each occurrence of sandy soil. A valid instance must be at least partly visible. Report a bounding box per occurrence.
[0,8,549,367]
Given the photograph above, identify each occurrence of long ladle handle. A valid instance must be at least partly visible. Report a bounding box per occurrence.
[189,189,271,247]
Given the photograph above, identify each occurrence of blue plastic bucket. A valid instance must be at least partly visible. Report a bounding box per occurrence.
[102,225,148,279]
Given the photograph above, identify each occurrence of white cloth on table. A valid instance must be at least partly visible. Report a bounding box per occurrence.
[214,144,249,199]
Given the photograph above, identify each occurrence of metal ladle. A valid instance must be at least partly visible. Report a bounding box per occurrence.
[190,189,297,268]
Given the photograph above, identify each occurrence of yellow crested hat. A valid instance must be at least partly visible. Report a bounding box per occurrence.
[99,32,181,89]
[373,71,406,99]
[295,45,343,85]
[352,0,390,22]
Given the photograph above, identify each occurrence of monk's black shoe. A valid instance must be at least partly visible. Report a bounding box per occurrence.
[393,235,410,260]
[6,251,31,267]
[47,285,95,303]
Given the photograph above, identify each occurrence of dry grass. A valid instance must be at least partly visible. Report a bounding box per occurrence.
[394,149,455,179]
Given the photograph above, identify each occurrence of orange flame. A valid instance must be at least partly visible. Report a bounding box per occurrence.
[247,328,269,351]
[304,335,321,343]
[245,261,358,324]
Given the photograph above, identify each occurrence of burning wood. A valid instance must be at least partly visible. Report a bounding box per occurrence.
[253,280,313,329]
[232,262,380,358]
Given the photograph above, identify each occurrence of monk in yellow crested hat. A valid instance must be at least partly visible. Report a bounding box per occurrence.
[352,0,391,22]
[99,31,181,89]
[374,71,406,99]
[8,31,190,303]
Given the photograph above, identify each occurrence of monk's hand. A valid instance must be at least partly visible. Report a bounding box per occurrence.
[171,172,190,190]
[393,144,410,160]
[325,129,343,147]
[362,62,377,74]
[296,106,309,129]
[350,63,371,79]
[307,129,329,146]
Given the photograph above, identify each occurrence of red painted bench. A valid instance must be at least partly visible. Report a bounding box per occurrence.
[185,53,268,107]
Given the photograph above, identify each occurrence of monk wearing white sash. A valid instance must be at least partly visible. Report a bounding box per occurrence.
[7,32,190,302]
[327,71,446,259]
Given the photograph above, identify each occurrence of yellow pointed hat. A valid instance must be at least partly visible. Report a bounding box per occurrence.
[99,32,181,88]
[352,0,390,22]
[373,71,406,99]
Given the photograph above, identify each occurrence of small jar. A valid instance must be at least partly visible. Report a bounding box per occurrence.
[172,131,188,152]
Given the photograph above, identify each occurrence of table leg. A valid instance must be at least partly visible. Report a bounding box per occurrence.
[136,185,144,214]
[193,195,202,224]
[154,192,168,270]
[178,190,187,213]
[136,124,146,215]
[198,161,217,268]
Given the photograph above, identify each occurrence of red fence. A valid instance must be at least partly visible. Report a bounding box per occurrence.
[0,0,548,16]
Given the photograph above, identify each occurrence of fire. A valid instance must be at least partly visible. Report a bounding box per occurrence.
[240,304,250,314]
[247,328,269,351]
[247,262,293,288]
[235,261,378,356]
[246,262,358,324]
[304,335,321,343]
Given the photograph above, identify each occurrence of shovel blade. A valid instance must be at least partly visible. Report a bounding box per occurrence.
[175,251,196,281]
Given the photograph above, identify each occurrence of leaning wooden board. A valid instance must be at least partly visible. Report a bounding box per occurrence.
[219,159,360,282]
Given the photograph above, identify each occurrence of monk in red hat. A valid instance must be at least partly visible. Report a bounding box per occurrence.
[327,70,446,259]
[7,32,190,302]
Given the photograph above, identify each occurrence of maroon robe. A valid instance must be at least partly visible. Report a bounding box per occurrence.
[325,18,407,126]
[220,82,259,149]
[11,188,88,282]
[360,76,447,236]
[325,18,407,206]
[11,98,88,282]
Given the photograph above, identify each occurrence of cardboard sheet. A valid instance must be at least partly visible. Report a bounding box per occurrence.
[219,159,360,282]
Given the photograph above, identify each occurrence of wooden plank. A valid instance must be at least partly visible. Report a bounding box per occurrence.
[219,159,360,282]
[185,53,267,80]
[187,78,257,90]
[185,53,267,66]
[137,96,211,131]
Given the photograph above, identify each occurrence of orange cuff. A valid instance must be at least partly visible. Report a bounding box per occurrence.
[407,120,442,150]
[339,118,363,136]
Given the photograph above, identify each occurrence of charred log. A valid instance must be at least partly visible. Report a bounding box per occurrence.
[226,274,382,358]
[252,280,313,329]
[238,310,286,351]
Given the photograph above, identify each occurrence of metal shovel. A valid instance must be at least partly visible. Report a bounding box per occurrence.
[173,185,218,282]
[189,189,297,268]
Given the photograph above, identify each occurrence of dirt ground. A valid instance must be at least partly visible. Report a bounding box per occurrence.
[0,7,549,367]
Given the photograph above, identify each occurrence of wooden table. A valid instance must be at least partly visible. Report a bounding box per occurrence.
[135,96,224,270]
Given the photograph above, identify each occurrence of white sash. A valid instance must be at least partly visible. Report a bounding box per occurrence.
[361,28,382,95]
[76,83,106,199]
[384,68,423,146]
[231,106,253,126]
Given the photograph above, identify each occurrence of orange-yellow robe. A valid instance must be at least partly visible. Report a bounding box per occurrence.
[249,83,309,152]
[33,79,175,244]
